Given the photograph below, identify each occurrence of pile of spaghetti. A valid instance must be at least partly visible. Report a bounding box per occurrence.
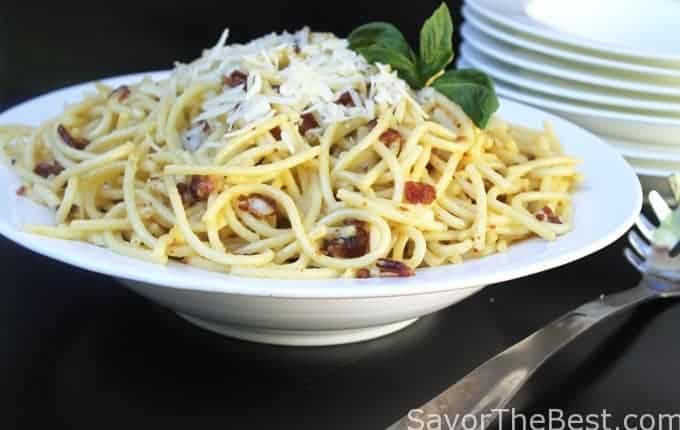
[0,29,580,279]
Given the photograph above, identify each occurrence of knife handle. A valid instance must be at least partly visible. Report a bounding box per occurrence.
[388,282,657,430]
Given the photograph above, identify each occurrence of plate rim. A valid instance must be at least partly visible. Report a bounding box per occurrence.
[604,136,680,163]
[460,25,680,97]
[0,72,643,299]
[466,0,680,64]
[462,5,680,79]
[489,77,680,126]
[460,44,680,114]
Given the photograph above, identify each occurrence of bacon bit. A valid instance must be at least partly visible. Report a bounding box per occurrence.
[536,206,561,223]
[299,113,319,135]
[109,85,130,102]
[404,181,436,205]
[336,91,355,107]
[199,120,211,134]
[276,216,291,229]
[356,268,371,279]
[16,185,26,196]
[236,196,247,211]
[238,194,277,218]
[176,182,195,206]
[322,219,370,259]
[366,119,377,129]
[270,126,282,140]
[57,124,89,150]
[177,175,219,206]
[379,128,402,147]
[542,206,555,217]
[33,160,64,178]
[376,258,415,277]
[223,70,248,89]
[190,175,216,201]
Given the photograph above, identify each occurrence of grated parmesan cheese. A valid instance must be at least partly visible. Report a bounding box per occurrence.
[162,28,423,151]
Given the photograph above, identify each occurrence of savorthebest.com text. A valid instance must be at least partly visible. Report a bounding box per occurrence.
[405,408,680,430]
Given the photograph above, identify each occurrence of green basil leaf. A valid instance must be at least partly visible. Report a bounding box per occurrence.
[419,2,454,84]
[348,22,416,62]
[348,22,421,87]
[432,69,499,129]
[354,45,421,88]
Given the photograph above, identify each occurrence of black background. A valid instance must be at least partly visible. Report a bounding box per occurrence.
[3,1,680,429]
[0,0,461,109]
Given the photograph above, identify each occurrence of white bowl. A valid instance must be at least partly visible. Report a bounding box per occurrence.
[463,5,680,81]
[460,44,680,115]
[461,25,680,96]
[470,71,680,145]
[0,73,642,346]
[467,0,680,67]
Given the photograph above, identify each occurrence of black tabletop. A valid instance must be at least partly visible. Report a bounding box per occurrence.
[3,2,680,429]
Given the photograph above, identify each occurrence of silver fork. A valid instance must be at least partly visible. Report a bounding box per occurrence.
[388,194,680,430]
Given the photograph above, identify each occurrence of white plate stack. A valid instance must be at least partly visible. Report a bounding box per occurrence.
[458,0,680,195]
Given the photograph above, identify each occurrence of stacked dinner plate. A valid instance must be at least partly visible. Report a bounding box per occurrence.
[458,0,680,195]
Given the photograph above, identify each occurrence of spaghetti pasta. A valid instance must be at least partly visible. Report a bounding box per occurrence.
[0,29,580,279]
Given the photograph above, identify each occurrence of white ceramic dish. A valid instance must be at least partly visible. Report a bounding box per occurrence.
[625,156,680,177]
[466,0,680,67]
[604,136,680,163]
[460,44,680,115]
[459,64,680,146]
[462,6,680,81]
[460,25,680,97]
[0,73,642,346]
[626,158,677,178]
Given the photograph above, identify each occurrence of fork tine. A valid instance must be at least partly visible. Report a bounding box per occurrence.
[669,173,680,205]
[628,230,651,258]
[624,248,645,274]
[635,213,656,242]
[649,190,671,223]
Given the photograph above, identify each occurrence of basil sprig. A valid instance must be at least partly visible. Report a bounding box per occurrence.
[348,2,499,129]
